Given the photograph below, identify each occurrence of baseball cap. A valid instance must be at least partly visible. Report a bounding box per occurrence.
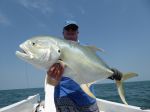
[63,20,78,31]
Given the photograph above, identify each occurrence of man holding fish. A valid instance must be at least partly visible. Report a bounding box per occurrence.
[47,20,123,112]
[16,20,137,112]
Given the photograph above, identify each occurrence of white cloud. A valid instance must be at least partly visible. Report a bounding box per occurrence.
[0,12,11,26]
[19,0,54,15]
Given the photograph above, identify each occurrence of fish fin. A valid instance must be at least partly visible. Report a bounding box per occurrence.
[86,81,97,87]
[122,72,138,81]
[57,60,85,83]
[116,80,128,105]
[57,60,77,77]
[115,72,138,105]
[84,45,105,53]
[80,83,96,98]
[80,81,97,98]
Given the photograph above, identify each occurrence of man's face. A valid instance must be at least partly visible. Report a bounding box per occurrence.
[63,29,78,41]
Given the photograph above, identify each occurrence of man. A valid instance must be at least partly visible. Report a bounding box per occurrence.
[47,20,122,112]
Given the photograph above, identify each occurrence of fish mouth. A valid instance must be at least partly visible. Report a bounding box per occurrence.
[20,48,27,54]
[16,45,29,57]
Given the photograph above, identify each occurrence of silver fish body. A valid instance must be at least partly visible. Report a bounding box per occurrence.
[16,36,138,107]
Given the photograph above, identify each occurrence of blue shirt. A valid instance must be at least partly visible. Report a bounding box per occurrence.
[54,77,96,107]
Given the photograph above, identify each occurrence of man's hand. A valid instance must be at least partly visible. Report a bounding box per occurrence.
[47,61,65,86]
[108,68,123,81]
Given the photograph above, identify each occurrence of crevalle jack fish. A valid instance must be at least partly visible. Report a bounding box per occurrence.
[16,36,138,111]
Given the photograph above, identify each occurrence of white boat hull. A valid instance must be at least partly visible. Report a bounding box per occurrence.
[0,94,149,112]
[0,94,40,112]
[96,98,149,112]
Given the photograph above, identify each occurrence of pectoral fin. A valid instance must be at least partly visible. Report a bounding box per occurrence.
[57,60,84,83]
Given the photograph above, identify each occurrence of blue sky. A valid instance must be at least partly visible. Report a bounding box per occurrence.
[0,0,150,90]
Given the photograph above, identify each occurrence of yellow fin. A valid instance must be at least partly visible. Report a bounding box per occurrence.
[115,72,138,105]
[122,72,138,81]
[80,84,96,99]
[116,80,128,105]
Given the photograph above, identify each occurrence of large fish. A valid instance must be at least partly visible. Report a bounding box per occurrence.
[16,36,137,111]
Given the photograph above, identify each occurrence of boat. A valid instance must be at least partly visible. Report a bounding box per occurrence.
[0,94,149,112]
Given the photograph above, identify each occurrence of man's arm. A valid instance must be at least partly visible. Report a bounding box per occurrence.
[47,61,65,86]
[45,62,65,112]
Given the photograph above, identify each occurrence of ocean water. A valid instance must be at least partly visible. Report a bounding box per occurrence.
[0,81,149,109]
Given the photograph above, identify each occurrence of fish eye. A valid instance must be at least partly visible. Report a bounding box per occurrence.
[58,50,60,53]
[32,42,35,46]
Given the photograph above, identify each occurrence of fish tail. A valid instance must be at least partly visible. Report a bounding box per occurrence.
[116,73,138,105]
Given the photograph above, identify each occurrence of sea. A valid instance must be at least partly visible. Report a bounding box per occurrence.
[0,80,149,109]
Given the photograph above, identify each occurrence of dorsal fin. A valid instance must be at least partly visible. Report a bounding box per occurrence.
[84,45,105,53]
